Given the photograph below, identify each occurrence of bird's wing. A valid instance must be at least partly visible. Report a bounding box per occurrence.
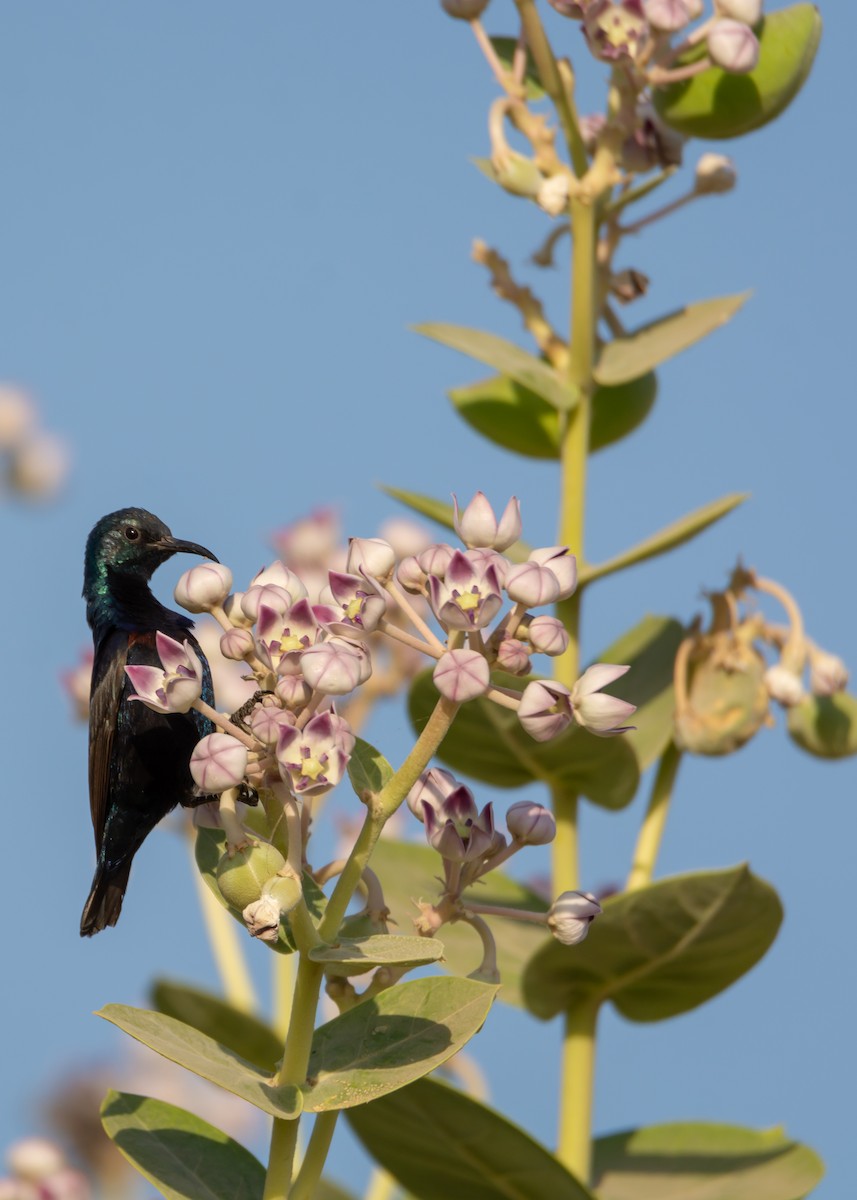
[88,628,129,848]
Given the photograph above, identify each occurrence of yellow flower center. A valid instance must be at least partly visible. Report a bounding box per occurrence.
[302,755,326,781]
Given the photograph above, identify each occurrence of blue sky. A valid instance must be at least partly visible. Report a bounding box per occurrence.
[0,2,852,1197]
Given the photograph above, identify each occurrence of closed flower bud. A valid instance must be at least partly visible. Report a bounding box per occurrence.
[506,800,556,845]
[433,648,491,701]
[571,664,637,735]
[406,766,461,821]
[346,537,396,581]
[0,386,34,448]
[695,152,737,195]
[248,704,294,746]
[262,872,304,914]
[275,674,313,710]
[525,614,570,657]
[223,592,255,629]
[644,0,694,31]
[764,664,805,708]
[397,554,427,593]
[418,543,456,579]
[453,492,521,552]
[518,680,574,742]
[548,891,602,945]
[707,18,759,73]
[301,637,371,694]
[220,626,255,661]
[809,646,849,697]
[242,895,281,942]
[7,1140,65,1183]
[8,432,68,498]
[441,0,490,18]
[528,547,577,600]
[190,733,248,792]
[715,0,762,22]
[506,561,561,607]
[216,842,286,911]
[495,637,531,675]
[493,153,544,199]
[241,583,292,622]
[174,562,233,613]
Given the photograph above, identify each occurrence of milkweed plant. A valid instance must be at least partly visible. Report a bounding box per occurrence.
[20,3,849,1200]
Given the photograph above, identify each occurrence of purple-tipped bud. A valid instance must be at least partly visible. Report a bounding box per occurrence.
[505,561,561,607]
[406,766,460,821]
[433,648,491,701]
[571,663,636,735]
[190,733,248,793]
[715,0,761,22]
[506,800,556,845]
[764,664,805,708]
[528,547,577,600]
[275,674,314,710]
[495,637,531,676]
[174,562,233,614]
[397,554,427,593]
[248,704,295,746]
[526,615,570,657]
[643,0,693,31]
[220,626,255,661]
[301,637,372,694]
[346,537,396,581]
[548,891,602,944]
[808,646,849,697]
[518,680,574,742]
[223,592,254,629]
[423,793,496,864]
[694,152,737,195]
[441,0,490,18]
[125,633,204,714]
[707,18,759,72]
[418,543,456,579]
[453,492,522,552]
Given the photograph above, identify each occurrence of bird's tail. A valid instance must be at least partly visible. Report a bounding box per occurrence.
[80,861,132,937]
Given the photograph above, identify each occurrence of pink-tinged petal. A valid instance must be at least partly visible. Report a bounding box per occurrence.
[418,543,455,578]
[454,491,498,548]
[326,710,356,754]
[301,641,365,694]
[346,537,396,579]
[526,616,569,657]
[397,555,426,593]
[529,547,577,599]
[466,548,510,586]
[574,692,637,734]
[496,638,531,675]
[548,890,602,945]
[406,767,459,820]
[241,583,292,622]
[506,562,561,607]
[506,801,556,845]
[443,783,479,825]
[575,663,630,694]
[124,664,165,696]
[494,496,522,551]
[446,549,477,589]
[518,679,574,742]
[433,648,490,701]
[428,818,469,862]
[155,632,190,675]
[256,603,283,642]
[312,603,341,627]
[463,821,496,862]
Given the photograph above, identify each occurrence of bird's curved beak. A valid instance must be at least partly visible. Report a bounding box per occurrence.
[154,537,219,564]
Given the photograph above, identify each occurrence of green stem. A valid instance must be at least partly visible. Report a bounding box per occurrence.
[513,0,588,175]
[365,1169,400,1200]
[626,742,682,891]
[558,999,600,1185]
[551,786,580,895]
[289,1112,339,1200]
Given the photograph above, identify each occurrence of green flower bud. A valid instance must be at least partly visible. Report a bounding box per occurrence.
[262,872,304,914]
[493,152,544,199]
[215,841,286,911]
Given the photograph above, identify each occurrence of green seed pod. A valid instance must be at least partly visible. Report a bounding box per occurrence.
[215,841,286,911]
[674,631,770,756]
[493,152,544,199]
[786,693,857,759]
[262,873,303,915]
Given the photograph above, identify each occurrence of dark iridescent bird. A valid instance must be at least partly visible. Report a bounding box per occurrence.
[80,507,218,937]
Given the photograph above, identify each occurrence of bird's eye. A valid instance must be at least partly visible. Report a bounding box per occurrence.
[124,526,140,542]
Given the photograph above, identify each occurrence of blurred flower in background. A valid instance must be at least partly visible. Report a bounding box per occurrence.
[0,386,68,503]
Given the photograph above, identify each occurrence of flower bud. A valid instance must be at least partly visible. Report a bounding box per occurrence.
[441,0,490,18]
[248,704,294,746]
[715,0,762,22]
[242,895,281,942]
[505,561,561,607]
[528,547,577,600]
[571,664,636,735]
[275,674,313,710]
[495,637,531,676]
[694,152,737,195]
[454,492,522,552]
[809,646,849,697]
[506,800,556,845]
[8,432,68,498]
[397,555,427,593]
[707,18,759,73]
[7,1141,65,1183]
[433,648,491,701]
[216,842,286,911]
[220,626,255,661]
[241,583,292,622]
[406,767,460,821]
[346,537,396,581]
[174,562,233,613]
[495,153,544,199]
[190,733,248,792]
[675,634,770,755]
[223,592,254,628]
[518,680,574,742]
[418,543,455,579]
[263,872,304,913]
[301,637,371,694]
[0,386,34,448]
[525,614,570,657]
[644,0,694,32]
[548,891,602,945]
[764,664,805,708]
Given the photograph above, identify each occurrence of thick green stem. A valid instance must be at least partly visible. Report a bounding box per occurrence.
[551,787,580,895]
[626,742,682,891]
[558,999,600,1185]
[289,1112,339,1200]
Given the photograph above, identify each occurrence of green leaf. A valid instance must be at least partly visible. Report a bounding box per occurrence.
[654,4,822,140]
[308,933,445,976]
[593,1121,824,1200]
[489,36,545,100]
[101,1091,264,1200]
[371,838,547,1008]
[316,1184,359,1200]
[348,1077,596,1200]
[787,691,857,759]
[150,980,281,1072]
[593,294,749,386]
[522,865,782,1022]
[347,737,394,800]
[304,977,497,1111]
[448,372,657,459]
[414,323,577,412]
[595,615,686,770]
[580,493,748,586]
[408,668,639,809]
[97,1005,301,1119]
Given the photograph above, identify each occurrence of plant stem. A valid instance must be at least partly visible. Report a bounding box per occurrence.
[289,1112,339,1200]
[514,0,588,176]
[558,999,600,1185]
[551,785,580,894]
[365,1169,399,1200]
[626,742,682,891]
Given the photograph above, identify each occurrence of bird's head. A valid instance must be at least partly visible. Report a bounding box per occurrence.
[83,507,218,597]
